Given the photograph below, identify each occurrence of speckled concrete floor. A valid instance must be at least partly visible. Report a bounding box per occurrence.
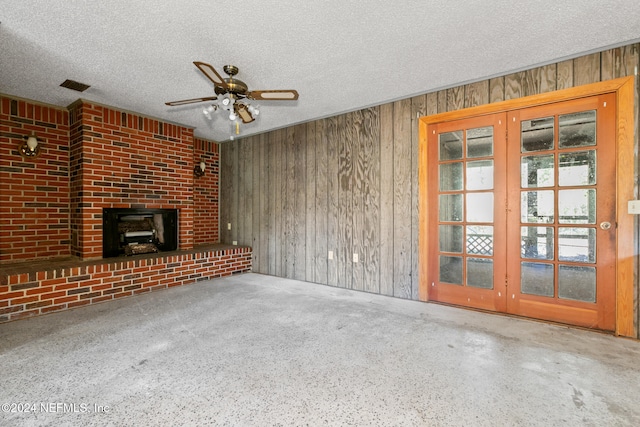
[1,273,639,426]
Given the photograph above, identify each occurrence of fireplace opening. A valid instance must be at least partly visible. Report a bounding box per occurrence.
[103,208,178,258]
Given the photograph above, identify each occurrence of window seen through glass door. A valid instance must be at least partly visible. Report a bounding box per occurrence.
[519,110,598,302]
[438,126,495,289]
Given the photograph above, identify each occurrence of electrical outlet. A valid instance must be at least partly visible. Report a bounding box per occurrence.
[227,223,232,230]
[353,253,358,263]
[328,250,334,260]
[232,240,237,246]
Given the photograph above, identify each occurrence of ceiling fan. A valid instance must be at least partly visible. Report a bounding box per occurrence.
[165,62,299,125]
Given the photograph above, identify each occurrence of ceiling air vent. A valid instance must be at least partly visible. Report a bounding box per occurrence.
[60,79,91,92]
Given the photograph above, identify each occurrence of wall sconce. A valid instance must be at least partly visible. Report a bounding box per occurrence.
[19,133,42,158]
[194,160,206,177]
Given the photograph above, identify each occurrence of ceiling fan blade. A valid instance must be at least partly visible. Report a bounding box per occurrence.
[194,61,228,90]
[247,90,299,101]
[235,104,255,124]
[165,96,217,106]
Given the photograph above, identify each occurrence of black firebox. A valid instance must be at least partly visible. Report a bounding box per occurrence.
[103,208,178,258]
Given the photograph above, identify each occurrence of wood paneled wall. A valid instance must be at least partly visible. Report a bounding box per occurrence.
[220,44,640,314]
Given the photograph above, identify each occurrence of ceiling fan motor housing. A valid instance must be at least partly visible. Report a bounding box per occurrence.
[214,79,248,97]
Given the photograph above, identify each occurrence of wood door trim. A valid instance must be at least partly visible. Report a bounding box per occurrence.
[418,76,636,337]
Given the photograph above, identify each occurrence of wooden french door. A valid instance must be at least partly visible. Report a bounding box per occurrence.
[427,113,508,312]
[426,93,617,330]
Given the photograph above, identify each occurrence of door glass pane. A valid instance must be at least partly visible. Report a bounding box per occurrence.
[439,194,463,222]
[521,262,554,297]
[467,193,493,223]
[559,150,596,186]
[440,162,463,191]
[439,131,463,160]
[467,126,493,158]
[558,265,596,302]
[467,226,493,255]
[559,110,596,148]
[466,160,494,190]
[467,258,493,289]
[521,190,554,223]
[558,227,596,263]
[521,117,554,152]
[439,225,463,253]
[558,189,596,224]
[521,227,554,260]
[521,154,554,188]
[439,256,462,285]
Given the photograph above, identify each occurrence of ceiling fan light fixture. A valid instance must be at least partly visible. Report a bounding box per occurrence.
[203,105,216,119]
[219,94,235,111]
[165,62,298,141]
[247,105,259,116]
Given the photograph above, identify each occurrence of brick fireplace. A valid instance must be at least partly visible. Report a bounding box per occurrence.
[0,96,249,322]
[68,100,195,259]
[102,208,178,258]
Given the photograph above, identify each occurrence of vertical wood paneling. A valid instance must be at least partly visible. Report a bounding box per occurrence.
[437,90,447,113]
[220,142,238,244]
[231,141,239,244]
[283,127,295,278]
[411,95,426,299]
[465,80,489,108]
[274,128,283,277]
[539,64,557,94]
[352,110,365,291]
[504,66,557,100]
[556,59,574,89]
[305,122,317,283]
[379,103,395,296]
[574,52,601,86]
[426,92,439,116]
[241,137,253,247]
[363,107,381,294]
[219,144,231,243]
[338,114,353,289]
[266,131,277,275]
[600,49,615,81]
[218,42,639,337]
[612,44,640,335]
[524,68,543,96]
[614,44,639,79]
[393,99,413,299]
[293,124,306,281]
[315,119,329,284]
[504,71,525,100]
[489,77,505,103]
[447,86,465,111]
[326,117,340,286]
[257,133,267,273]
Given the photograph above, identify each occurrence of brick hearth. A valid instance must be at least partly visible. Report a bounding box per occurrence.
[1,95,235,322]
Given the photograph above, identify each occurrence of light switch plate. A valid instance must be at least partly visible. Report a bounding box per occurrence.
[328,250,333,260]
[628,200,640,214]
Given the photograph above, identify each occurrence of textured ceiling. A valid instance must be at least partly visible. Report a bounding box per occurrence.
[2,1,640,142]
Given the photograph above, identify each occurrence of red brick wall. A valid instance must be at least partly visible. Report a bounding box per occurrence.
[0,247,252,322]
[194,138,220,244]
[68,100,196,259]
[1,95,236,323]
[1,95,221,263]
[0,97,70,262]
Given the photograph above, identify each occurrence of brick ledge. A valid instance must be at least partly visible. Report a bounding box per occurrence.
[0,245,252,322]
